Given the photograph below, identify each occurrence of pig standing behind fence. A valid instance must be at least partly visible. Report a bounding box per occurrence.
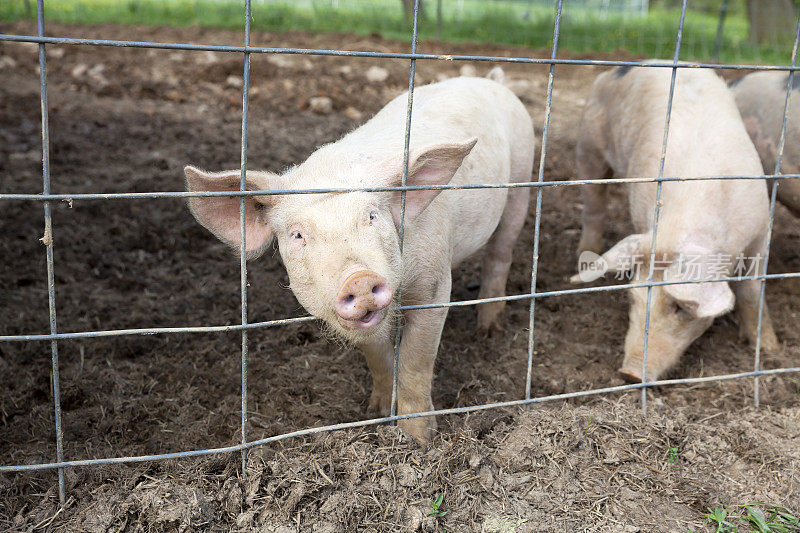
[730,71,800,217]
[572,64,780,382]
[184,72,535,443]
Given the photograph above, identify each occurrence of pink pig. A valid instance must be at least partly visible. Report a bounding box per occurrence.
[573,64,779,382]
[185,72,535,442]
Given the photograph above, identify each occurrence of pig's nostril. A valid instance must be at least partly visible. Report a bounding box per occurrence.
[372,286,379,294]
[345,294,355,304]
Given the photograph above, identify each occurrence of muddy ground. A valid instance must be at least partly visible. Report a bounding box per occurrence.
[1,22,799,532]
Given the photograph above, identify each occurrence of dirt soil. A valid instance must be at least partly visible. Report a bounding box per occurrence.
[1,22,799,532]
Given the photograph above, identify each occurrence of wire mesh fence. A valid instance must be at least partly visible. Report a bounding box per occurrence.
[1,0,800,508]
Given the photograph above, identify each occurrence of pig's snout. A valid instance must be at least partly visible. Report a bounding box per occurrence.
[334,270,393,329]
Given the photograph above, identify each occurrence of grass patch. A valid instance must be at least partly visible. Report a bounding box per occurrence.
[706,504,800,532]
[0,0,793,64]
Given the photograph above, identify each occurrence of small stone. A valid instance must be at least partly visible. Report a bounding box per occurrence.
[309,96,333,114]
[397,464,418,487]
[404,506,425,531]
[71,63,88,78]
[9,149,40,162]
[198,51,218,64]
[344,106,363,121]
[267,54,294,68]
[365,65,389,83]
[0,56,17,69]
[506,79,532,98]
[226,75,244,89]
[459,64,477,77]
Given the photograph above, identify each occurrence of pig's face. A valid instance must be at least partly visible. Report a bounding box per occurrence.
[184,138,477,346]
[620,272,717,382]
[573,234,736,382]
[270,192,401,343]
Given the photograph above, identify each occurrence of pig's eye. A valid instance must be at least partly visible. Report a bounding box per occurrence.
[368,210,378,224]
[291,231,304,241]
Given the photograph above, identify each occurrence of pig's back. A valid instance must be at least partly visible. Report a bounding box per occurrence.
[345,75,530,177]
[598,66,767,243]
[599,66,758,176]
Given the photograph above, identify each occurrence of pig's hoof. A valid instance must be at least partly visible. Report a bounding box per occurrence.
[741,324,781,354]
[399,417,436,446]
[476,320,505,338]
[368,392,391,417]
[618,367,650,384]
[761,332,781,354]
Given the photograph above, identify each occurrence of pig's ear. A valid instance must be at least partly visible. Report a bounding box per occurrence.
[663,255,735,319]
[571,233,648,283]
[388,138,478,226]
[184,165,278,258]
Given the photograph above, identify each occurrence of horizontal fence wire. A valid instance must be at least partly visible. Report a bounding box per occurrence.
[3,365,800,474]
[3,272,800,342]
[2,32,800,71]
[3,173,800,201]
[3,2,800,500]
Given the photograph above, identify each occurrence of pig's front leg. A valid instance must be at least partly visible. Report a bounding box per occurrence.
[576,140,612,256]
[362,336,394,416]
[395,270,452,444]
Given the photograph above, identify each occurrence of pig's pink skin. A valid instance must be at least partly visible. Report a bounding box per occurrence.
[731,71,800,218]
[573,63,780,382]
[185,72,536,443]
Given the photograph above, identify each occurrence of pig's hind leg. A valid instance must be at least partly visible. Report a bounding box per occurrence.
[734,234,780,353]
[476,187,530,336]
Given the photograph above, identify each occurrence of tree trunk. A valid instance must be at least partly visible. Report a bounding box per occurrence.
[401,0,426,23]
[746,0,796,46]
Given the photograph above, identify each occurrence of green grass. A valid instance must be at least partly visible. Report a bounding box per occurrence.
[0,0,793,64]
[428,492,449,520]
[706,504,800,533]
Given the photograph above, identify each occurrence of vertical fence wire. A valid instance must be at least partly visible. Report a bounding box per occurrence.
[525,0,563,402]
[390,0,421,420]
[238,0,253,473]
[753,14,800,407]
[36,0,66,506]
[639,0,688,413]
